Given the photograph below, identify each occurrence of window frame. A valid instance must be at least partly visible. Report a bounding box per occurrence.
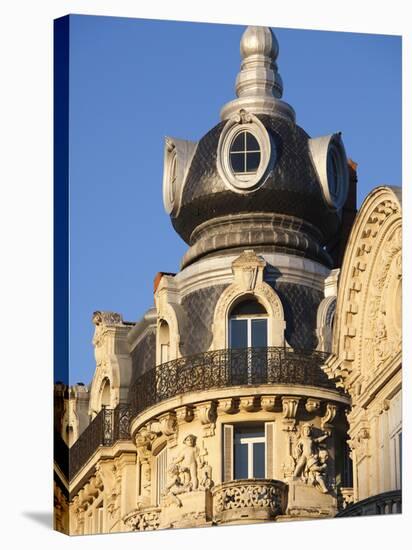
[229,129,261,178]
[217,113,274,193]
[222,422,276,482]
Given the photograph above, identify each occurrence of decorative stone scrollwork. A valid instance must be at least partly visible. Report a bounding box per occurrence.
[195,401,217,437]
[124,508,160,531]
[239,396,257,412]
[339,487,354,509]
[281,396,300,431]
[135,427,156,462]
[217,397,237,415]
[92,311,123,327]
[106,465,121,519]
[293,423,330,493]
[327,187,401,397]
[159,412,178,447]
[321,403,337,431]
[213,479,287,523]
[175,406,194,424]
[261,395,277,412]
[305,398,321,413]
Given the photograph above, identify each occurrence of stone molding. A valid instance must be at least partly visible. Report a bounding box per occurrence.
[325,186,401,399]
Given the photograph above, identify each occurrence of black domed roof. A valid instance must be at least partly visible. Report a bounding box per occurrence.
[172,114,341,245]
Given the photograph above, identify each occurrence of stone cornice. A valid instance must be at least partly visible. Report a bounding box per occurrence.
[130,384,349,438]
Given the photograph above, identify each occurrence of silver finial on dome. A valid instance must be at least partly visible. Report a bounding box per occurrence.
[220,26,295,122]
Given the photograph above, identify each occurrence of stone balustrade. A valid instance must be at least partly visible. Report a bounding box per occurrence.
[212,479,287,524]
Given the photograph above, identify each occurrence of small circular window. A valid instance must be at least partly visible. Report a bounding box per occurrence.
[229,131,261,175]
[217,112,273,193]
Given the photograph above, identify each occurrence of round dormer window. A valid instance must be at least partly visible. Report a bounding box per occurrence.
[217,111,274,193]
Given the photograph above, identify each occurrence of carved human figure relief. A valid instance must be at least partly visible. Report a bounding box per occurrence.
[293,423,330,493]
[173,434,203,490]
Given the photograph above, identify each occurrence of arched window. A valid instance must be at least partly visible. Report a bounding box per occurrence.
[159,320,170,364]
[101,378,111,408]
[229,298,268,349]
[229,299,268,385]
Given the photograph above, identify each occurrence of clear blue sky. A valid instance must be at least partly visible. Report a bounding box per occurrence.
[64,15,401,385]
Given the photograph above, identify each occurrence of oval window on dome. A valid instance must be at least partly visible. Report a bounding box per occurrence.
[229,131,261,174]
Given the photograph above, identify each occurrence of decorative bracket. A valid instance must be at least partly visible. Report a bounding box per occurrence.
[321,403,337,431]
[195,401,217,437]
[281,396,300,431]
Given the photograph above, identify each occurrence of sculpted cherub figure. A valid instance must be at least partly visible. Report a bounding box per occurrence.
[293,423,329,493]
[162,464,186,507]
[173,434,203,490]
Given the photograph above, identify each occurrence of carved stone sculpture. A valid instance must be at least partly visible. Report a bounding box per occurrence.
[172,434,202,490]
[163,435,215,506]
[293,423,330,493]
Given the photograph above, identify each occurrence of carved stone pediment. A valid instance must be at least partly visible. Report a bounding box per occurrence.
[232,249,266,291]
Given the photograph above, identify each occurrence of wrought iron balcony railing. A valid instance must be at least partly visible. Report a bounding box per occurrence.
[130,346,333,416]
[69,404,131,480]
[336,490,402,517]
[68,347,334,480]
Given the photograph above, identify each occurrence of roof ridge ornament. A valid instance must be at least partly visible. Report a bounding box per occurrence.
[220,26,295,122]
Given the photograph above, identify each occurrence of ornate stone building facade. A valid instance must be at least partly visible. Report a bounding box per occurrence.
[53,26,402,534]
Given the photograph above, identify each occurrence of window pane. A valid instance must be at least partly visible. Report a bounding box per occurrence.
[251,319,267,347]
[246,132,259,151]
[230,152,246,173]
[253,442,265,478]
[235,426,264,440]
[231,300,267,316]
[230,319,248,348]
[246,152,260,172]
[234,441,249,479]
[231,132,245,152]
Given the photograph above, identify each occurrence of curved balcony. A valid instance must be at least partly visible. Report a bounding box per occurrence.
[212,479,288,524]
[69,347,335,481]
[336,490,402,517]
[69,405,131,480]
[130,346,334,416]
